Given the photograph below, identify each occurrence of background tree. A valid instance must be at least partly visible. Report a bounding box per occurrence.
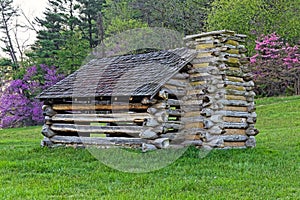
[103,0,147,37]
[28,0,80,68]
[55,31,90,74]
[0,0,19,68]
[206,0,300,54]
[133,0,213,35]
[28,0,67,66]
[102,0,213,37]
[250,33,300,96]
[0,65,64,128]
[76,0,105,48]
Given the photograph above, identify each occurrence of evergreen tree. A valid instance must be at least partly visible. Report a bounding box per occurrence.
[0,0,18,68]
[132,0,213,35]
[76,0,105,48]
[28,0,80,67]
[56,31,90,74]
[103,0,147,37]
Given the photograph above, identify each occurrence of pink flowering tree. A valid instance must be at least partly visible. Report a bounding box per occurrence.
[250,33,300,96]
[0,65,64,128]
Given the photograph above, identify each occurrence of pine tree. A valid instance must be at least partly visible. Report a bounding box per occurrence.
[0,0,19,68]
[28,0,80,67]
[76,0,105,48]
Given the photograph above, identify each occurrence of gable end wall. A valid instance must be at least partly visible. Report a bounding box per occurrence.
[184,30,259,148]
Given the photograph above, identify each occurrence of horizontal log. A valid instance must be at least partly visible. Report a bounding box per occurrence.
[51,113,152,123]
[50,123,143,134]
[222,122,248,129]
[217,100,251,107]
[226,85,246,91]
[160,86,186,96]
[149,102,168,109]
[208,126,225,135]
[168,109,182,117]
[186,89,205,96]
[184,111,201,117]
[225,70,245,78]
[166,79,189,88]
[196,51,213,59]
[52,104,149,111]
[224,106,248,112]
[226,76,244,83]
[194,36,214,42]
[203,138,224,148]
[226,89,256,98]
[176,128,206,136]
[181,116,204,123]
[183,134,202,140]
[223,141,246,148]
[216,111,254,118]
[191,57,217,64]
[141,97,157,105]
[221,135,248,142]
[163,122,183,130]
[190,81,206,87]
[49,136,146,146]
[173,73,190,79]
[223,116,247,123]
[167,99,203,106]
[225,80,254,87]
[150,138,170,149]
[200,109,213,117]
[184,122,204,129]
[167,99,180,106]
[224,128,246,135]
[182,140,203,147]
[181,105,203,112]
[190,66,218,74]
[225,95,247,101]
[139,129,159,139]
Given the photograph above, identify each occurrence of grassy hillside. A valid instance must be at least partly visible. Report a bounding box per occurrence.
[0,96,299,199]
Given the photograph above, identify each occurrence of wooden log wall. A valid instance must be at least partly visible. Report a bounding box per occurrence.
[41,95,175,150]
[184,30,259,148]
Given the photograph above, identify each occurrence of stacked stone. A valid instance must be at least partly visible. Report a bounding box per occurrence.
[184,30,259,148]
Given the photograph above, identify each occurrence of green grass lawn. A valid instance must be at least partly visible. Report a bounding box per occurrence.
[0,96,299,199]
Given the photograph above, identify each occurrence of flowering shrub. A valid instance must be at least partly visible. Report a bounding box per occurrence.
[250,33,300,96]
[0,65,64,128]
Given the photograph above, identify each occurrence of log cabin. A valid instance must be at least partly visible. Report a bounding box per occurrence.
[37,30,259,151]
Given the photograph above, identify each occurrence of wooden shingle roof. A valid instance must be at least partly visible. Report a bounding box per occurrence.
[37,48,196,99]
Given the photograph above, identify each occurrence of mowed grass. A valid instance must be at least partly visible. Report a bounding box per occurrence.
[0,96,299,199]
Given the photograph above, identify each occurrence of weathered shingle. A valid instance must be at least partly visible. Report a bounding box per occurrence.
[37,48,196,99]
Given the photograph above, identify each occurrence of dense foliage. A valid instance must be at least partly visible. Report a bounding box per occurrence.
[207,0,300,54]
[105,0,213,35]
[0,65,64,128]
[250,33,300,96]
